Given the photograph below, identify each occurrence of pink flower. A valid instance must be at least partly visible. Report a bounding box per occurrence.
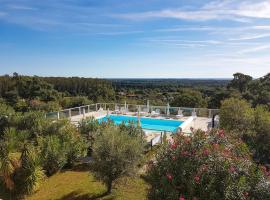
[203,148,209,156]
[261,165,267,172]
[179,195,185,200]
[171,143,177,150]
[184,137,191,144]
[181,151,190,157]
[166,173,173,181]
[218,129,225,138]
[194,176,200,183]
[172,156,177,161]
[243,192,249,199]
[229,166,236,173]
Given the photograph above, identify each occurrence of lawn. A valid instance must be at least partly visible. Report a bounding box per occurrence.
[25,168,149,200]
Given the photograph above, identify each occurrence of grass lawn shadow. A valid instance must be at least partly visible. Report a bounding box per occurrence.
[56,190,114,200]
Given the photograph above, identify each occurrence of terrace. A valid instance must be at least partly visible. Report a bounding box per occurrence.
[46,102,219,145]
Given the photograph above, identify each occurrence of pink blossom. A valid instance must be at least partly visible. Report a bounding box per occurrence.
[166,173,173,181]
[203,148,209,156]
[181,151,190,157]
[194,175,200,183]
[243,191,249,198]
[218,129,225,138]
[172,156,177,161]
[179,195,185,200]
[229,166,236,173]
[171,143,177,150]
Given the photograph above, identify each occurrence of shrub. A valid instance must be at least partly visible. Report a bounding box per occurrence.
[220,98,254,136]
[146,130,270,200]
[13,145,45,198]
[38,121,87,175]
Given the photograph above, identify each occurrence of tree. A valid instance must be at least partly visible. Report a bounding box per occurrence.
[13,145,45,198]
[171,89,207,108]
[0,142,19,192]
[146,130,270,200]
[0,102,14,135]
[219,98,254,136]
[228,73,252,93]
[252,106,270,165]
[91,125,144,194]
[38,135,68,176]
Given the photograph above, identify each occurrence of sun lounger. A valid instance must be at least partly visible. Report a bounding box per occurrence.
[175,109,183,119]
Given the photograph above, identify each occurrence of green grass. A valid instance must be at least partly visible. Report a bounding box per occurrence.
[25,168,148,200]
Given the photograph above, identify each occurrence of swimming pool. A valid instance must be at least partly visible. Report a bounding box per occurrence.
[98,115,183,132]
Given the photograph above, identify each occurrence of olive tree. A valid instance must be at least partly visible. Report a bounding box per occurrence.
[91,125,144,194]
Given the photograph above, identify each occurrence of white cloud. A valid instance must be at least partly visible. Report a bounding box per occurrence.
[229,33,270,41]
[238,45,270,54]
[115,0,270,21]
[236,1,270,19]
[7,4,37,10]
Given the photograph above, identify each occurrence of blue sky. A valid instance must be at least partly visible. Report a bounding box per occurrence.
[0,0,270,78]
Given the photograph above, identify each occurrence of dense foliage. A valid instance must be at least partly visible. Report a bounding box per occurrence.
[0,105,87,199]
[91,124,145,194]
[146,130,270,200]
[220,98,270,165]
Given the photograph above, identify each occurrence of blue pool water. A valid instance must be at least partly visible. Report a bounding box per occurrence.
[98,115,183,132]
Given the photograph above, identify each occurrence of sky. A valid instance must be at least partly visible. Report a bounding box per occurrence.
[0,0,270,78]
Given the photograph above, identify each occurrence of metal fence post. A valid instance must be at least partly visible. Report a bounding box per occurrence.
[69,109,71,118]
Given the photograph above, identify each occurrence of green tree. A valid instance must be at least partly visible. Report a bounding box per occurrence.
[0,142,19,192]
[171,89,207,108]
[219,98,254,136]
[228,73,252,93]
[252,106,270,164]
[91,125,144,194]
[38,135,67,176]
[13,145,45,198]
[0,102,14,134]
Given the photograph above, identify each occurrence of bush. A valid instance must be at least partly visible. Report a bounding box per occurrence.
[91,125,144,194]
[38,121,87,175]
[13,145,45,198]
[146,130,270,200]
[252,106,270,165]
[220,98,254,136]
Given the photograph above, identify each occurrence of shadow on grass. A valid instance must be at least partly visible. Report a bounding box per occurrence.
[61,162,91,173]
[56,191,114,200]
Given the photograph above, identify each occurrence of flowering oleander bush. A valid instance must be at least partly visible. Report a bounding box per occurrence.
[146,130,270,200]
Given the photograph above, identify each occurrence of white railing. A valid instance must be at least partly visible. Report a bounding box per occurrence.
[45,102,219,120]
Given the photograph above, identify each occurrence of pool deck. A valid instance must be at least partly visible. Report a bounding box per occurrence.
[70,111,211,142]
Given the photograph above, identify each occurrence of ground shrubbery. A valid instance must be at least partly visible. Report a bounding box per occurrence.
[0,109,88,199]
[220,98,270,165]
[146,130,270,200]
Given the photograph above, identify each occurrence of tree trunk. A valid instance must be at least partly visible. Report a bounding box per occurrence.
[106,181,112,194]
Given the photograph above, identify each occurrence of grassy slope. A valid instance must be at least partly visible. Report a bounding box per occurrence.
[26,170,148,200]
